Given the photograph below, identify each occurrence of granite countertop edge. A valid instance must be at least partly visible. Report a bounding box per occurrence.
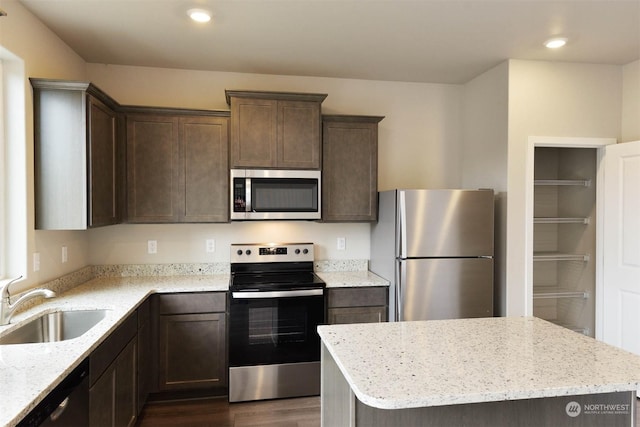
[318,317,640,410]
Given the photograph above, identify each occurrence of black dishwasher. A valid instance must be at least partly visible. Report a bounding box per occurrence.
[18,358,89,427]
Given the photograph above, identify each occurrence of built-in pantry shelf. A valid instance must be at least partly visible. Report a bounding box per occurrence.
[533,217,590,224]
[545,319,590,336]
[534,179,591,187]
[533,287,589,300]
[533,252,590,262]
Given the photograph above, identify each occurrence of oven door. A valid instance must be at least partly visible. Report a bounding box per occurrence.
[229,290,325,367]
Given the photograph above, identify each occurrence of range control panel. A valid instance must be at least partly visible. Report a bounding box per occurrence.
[231,243,314,263]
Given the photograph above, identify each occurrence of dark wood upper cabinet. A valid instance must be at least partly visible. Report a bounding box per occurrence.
[126,114,180,223]
[125,108,229,223]
[322,115,384,222]
[182,116,229,222]
[31,78,123,229]
[226,90,326,169]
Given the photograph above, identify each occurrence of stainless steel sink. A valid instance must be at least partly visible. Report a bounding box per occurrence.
[0,309,108,345]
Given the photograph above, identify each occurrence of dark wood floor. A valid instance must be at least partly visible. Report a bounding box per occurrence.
[136,396,320,427]
[137,395,640,426]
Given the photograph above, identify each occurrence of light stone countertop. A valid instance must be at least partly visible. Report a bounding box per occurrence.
[0,269,387,427]
[318,317,640,410]
[316,270,389,288]
[0,274,229,427]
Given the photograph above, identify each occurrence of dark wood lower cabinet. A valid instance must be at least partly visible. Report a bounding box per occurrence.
[158,312,227,391]
[90,311,138,427]
[155,292,228,394]
[115,339,137,427]
[327,287,388,325]
[90,337,137,427]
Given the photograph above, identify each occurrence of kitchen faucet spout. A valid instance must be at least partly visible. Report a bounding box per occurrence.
[0,277,56,325]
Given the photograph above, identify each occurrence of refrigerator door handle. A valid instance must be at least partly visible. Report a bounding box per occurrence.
[398,190,407,258]
[396,261,407,321]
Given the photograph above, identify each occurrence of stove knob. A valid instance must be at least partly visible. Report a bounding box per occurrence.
[303,249,309,254]
[245,249,252,256]
[236,249,243,256]
[295,249,301,254]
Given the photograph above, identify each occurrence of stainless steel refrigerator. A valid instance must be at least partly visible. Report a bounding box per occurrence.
[370,189,494,321]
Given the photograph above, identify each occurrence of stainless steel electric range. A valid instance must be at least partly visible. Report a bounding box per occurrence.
[228,242,326,402]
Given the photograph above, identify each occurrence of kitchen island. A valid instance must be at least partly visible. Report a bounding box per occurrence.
[318,317,640,426]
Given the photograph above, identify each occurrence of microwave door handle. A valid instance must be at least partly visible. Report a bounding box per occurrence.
[245,178,252,212]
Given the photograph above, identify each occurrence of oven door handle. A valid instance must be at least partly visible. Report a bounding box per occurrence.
[232,289,324,299]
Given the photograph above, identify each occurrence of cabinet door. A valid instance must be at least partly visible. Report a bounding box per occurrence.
[114,339,137,427]
[90,338,137,427]
[159,312,227,391]
[322,117,380,221]
[180,116,229,222]
[126,114,181,222]
[278,100,321,169]
[88,95,120,227]
[90,366,115,427]
[230,98,278,167]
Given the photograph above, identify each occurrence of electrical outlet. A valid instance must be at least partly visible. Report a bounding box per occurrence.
[33,253,40,272]
[337,237,346,250]
[147,240,157,254]
[206,239,215,253]
[61,246,68,263]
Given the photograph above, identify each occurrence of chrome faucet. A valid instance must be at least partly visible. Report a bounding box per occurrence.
[0,276,56,325]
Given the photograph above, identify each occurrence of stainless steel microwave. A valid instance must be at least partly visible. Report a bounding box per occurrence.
[230,169,321,220]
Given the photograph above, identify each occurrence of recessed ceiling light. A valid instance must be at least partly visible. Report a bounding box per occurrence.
[187,8,211,23]
[544,37,567,49]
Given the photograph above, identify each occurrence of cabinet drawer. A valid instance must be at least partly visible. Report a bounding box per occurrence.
[328,306,387,324]
[327,287,388,308]
[158,292,226,314]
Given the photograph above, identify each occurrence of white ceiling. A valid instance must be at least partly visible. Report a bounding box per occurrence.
[18,0,640,84]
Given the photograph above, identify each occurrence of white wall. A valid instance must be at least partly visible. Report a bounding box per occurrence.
[622,60,639,142]
[462,61,509,315]
[88,222,371,265]
[86,64,464,265]
[1,0,88,292]
[505,60,622,316]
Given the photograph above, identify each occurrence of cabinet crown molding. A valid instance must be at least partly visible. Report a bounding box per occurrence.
[323,114,384,123]
[30,78,119,110]
[225,89,328,105]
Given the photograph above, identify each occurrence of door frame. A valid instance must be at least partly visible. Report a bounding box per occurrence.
[524,136,616,332]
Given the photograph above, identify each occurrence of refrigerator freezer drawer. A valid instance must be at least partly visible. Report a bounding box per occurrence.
[397,258,493,321]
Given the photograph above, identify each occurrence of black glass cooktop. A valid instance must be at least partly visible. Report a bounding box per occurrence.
[230,271,325,292]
